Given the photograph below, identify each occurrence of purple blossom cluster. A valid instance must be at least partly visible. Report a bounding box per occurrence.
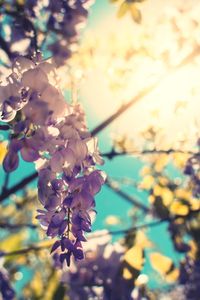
[60,234,149,300]
[0,0,94,66]
[0,55,105,266]
[61,234,127,299]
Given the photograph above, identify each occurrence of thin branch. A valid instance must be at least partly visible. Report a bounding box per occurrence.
[0,172,38,202]
[91,46,200,136]
[1,173,10,194]
[0,124,10,130]
[0,219,167,257]
[0,222,37,229]
[102,148,198,160]
[105,178,151,213]
[0,244,50,257]
[1,208,200,257]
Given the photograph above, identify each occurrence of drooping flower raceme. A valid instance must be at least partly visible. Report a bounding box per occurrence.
[0,0,94,66]
[0,55,105,266]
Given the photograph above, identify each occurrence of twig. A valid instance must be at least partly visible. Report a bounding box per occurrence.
[105,178,151,213]
[91,46,200,136]
[1,209,200,257]
[0,124,10,131]
[1,173,10,194]
[0,172,38,202]
[0,222,37,229]
[0,219,167,257]
[102,148,197,160]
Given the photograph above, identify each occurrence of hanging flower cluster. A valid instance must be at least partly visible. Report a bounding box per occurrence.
[0,0,94,66]
[60,232,126,299]
[0,55,105,266]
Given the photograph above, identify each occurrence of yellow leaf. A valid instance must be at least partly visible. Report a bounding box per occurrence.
[190,198,200,211]
[135,231,153,249]
[124,245,144,271]
[166,268,179,283]
[43,271,60,300]
[150,252,172,275]
[0,141,7,164]
[17,0,25,5]
[117,2,129,18]
[148,195,155,204]
[140,166,151,176]
[173,153,190,169]
[162,188,173,206]
[170,201,189,216]
[105,215,121,226]
[0,232,26,252]
[123,268,132,280]
[30,272,43,297]
[188,240,198,260]
[175,188,191,200]
[158,176,169,186]
[154,154,169,172]
[139,175,154,190]
[153,184,162,196]
[129,4,142,23]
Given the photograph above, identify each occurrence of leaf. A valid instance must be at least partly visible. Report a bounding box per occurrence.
[166,268,179,283]
[170,201,189,216]
[161,188,173,206]
[0,141,7,164]
[0,232,26,252]
[139,175,154,190]
[129,4,142,23]
[30,271,43,297]
[135,231,153,248]
[124,245,144,271]
[123,268,132,280]
[150,252,173,275]
[154,154,169,172]
[117,2,129,18]
[105,215,121,226]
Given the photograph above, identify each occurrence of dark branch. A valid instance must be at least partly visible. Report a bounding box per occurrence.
[91,46,200,136]
[0,222,37,229]
[105,178,151,213]
[0,172,38,202]
[102,148,198,160]
[0,124,10,131]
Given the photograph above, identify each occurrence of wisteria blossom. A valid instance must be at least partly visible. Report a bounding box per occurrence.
[0,55,105,266]
[0,0,94,66]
